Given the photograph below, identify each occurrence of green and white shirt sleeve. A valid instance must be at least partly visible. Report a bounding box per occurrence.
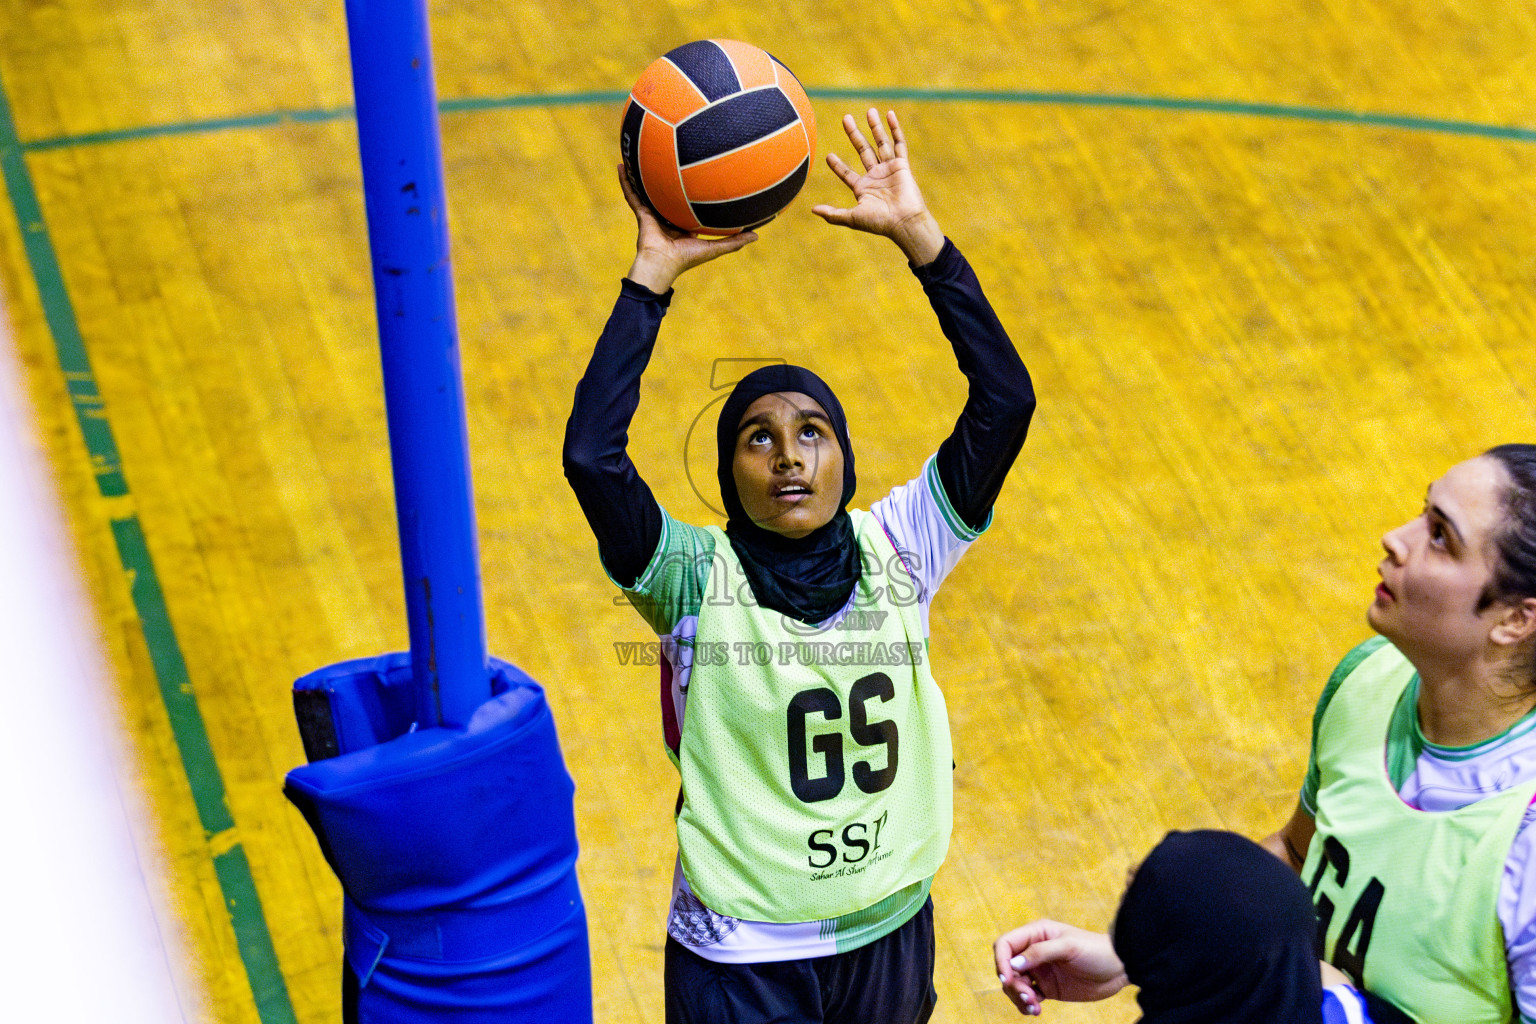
[618,509,715,635]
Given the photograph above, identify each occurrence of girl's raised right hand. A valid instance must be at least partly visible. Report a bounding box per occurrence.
[619,164,757,293]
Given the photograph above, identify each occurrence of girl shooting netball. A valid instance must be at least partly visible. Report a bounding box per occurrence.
[564,108,1036,1023]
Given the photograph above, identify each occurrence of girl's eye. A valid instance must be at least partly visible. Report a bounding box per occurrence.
[800,424,822,441]
[1428,517,1447,546]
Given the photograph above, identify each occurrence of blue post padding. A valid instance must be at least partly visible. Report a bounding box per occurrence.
[345,0,489,728]
[293,653,421,755]
[285,655,592,1023]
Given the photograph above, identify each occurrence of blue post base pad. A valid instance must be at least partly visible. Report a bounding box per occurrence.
[285,654,593,1024]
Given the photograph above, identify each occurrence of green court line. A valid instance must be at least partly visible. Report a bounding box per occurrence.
[110,517,236,836]
[810,88,1536,144]
[16,87,1536,152]
[0,73,298,1024]
[22,105,357,152]
[0,90,127,495]
[215,845,299,1024]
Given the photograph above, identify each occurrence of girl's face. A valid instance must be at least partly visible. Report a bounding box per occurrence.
[1368,456,1513,666]
[731,391,844,539]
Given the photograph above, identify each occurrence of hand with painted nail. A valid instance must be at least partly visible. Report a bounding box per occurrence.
[994,920,1129,1016]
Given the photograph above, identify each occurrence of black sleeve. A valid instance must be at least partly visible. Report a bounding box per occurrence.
[561,279,671,589]
[915,239,1036,531]
[1362,990,1418,1024]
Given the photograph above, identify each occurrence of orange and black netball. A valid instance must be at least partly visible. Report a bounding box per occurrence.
[620,40,817,236]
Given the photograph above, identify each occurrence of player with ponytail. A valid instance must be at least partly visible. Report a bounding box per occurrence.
[996,446,1536,1022]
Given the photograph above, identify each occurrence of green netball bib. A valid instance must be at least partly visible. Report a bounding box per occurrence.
[1305,641,1534,1023]
[674,510,953,922]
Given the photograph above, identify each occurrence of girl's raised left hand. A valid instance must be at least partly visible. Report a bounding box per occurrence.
[812,108,944,265]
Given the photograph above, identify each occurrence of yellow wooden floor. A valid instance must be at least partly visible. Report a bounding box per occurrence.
[3,1,1535,1021]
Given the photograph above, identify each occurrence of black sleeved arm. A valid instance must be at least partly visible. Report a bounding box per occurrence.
[563,241,1032,583]
[562,279,670,589]
[916,239,1036,531]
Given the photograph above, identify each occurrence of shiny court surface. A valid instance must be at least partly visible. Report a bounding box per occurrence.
[2,1,1535,1021]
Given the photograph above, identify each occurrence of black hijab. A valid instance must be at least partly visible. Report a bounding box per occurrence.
[715,365,861,625]
[1112,830,1323,1024]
